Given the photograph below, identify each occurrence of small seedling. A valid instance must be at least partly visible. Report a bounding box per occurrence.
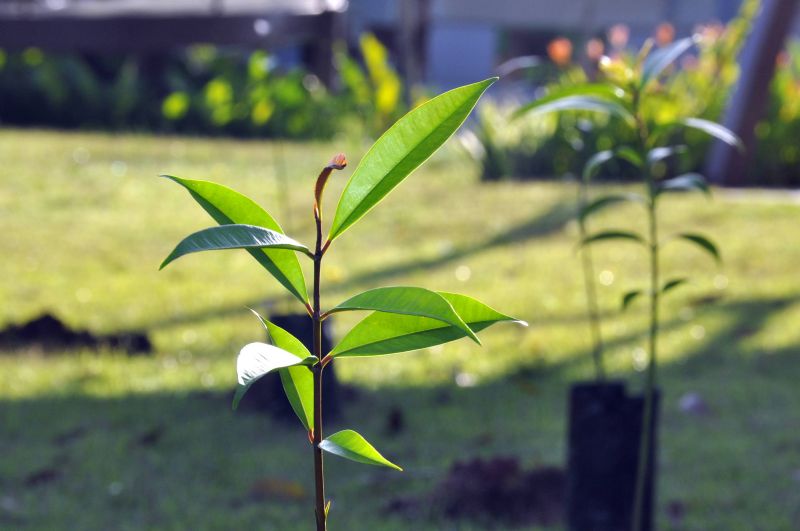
[159,78,525,530]
[516,36,741,531]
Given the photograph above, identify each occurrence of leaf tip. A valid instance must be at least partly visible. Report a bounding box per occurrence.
[466,329,482,345]
[514,319,529,327]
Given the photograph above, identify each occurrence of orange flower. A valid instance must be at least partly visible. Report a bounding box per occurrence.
[586,38,605,61]
[655,22,675,47]
[547,37,573,67]
[608,24,630,49]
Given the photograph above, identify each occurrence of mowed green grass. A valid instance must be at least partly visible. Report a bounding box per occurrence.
[1,128,799,530]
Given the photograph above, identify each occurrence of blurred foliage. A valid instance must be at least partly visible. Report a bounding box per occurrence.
[0,33,404,140]
[753,41,800,187]
[464,0,791,184]
[334,34,408,136]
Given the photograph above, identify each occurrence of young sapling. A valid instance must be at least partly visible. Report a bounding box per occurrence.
[515,35,741,530]
[159,77,526,530]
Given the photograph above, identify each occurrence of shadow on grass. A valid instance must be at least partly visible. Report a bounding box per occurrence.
[670,294,800,371]
[3,294,799,529]
[0,376,573,530]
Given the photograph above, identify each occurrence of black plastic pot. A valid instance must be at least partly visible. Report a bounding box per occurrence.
[241,313,341,422]
[565,381,660,531]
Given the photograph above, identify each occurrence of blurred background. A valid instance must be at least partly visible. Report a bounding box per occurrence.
[1,0,799,529]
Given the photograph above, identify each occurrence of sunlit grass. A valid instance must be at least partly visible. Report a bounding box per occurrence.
[1,129,799,529]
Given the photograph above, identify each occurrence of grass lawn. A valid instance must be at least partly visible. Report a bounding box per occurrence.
[1,128,799,530]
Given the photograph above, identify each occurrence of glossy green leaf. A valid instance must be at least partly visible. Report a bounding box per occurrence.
[495,55,542,76]
[656,173,710,198]
[162,176,309,304]
[579,193,645,224]
[328,78,496,240]
[514,83,628,119]
[279,367,314,431]
[319,430,402,471]
[582,150,615,181]
[662,278,688,294]
[681,118,743,150]
[622,290,642,311]
[160,224,311,270]
[329,287,480,344]
[515,95,634,124]
[581,230,646,247]
[232,342,313,410]
[647,145,688,165]
[676,233,721,264]
[250,310,314,430]
[331,292,526,358]
[641,36,697,88]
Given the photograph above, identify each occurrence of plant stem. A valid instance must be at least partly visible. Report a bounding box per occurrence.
[632,97,658,531]
[312,209,326,531]
[577,181,605,380]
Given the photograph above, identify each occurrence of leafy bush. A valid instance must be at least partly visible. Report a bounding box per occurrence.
[467,0,758,182]
[334,33,408,137]
[0,33,405,140]
[752,41,800,187]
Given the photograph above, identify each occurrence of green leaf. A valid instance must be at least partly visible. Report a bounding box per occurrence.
[582,150,615,181]
[622,290,642,311]
[331,292,526,358]
[641,36,697,89]
[514,95,634,124]
[680,118,743,150]
[647,145,688,165]
[279,367,314,430]
[676,233,721,264]
[232,342,312,410]
[495,55,543,76]
[160,224,311,270]
[581,230,646,247]
[329,287,480,344]
[162,176,309,303]
[249,310,314,431]
[582,147,645,181]
[579,193,644,223]
[328,78,496,241]
[662,278,688,294]
[616,146,644,168]
[656,173,710,198]
[514,83,629,119]
[319,430,402,471]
